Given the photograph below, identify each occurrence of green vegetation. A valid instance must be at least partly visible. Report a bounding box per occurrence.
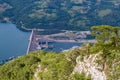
[0,51,42,80]
[71,73,92,80]
[38,52,74,80]
[0,0,120,30]
[0,50,83,80]
[90,25,120,79]
[0,25,120,80]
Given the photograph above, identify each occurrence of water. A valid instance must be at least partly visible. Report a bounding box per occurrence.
[0,23,30,61]
[46,42,82,52]
[0,23,82,63]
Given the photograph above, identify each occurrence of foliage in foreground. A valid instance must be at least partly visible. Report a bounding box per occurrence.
[71,72,92,80]
[90,25,120,79]
[0,50,88,80]
[0,25,120,80]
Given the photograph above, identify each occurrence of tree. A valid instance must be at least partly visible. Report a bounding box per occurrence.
[91,25,120,71]
[111,27,120,47]
[91,25,120,49]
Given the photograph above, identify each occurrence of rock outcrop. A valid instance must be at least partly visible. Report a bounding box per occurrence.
[73,54,106,80]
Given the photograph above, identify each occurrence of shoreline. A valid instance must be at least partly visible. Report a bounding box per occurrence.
[0,23,95,53]
[26,29,95,53]
[53,39,95,43]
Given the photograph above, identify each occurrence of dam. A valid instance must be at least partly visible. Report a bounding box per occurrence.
[27,29,95,53]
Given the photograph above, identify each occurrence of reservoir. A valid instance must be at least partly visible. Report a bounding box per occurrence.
[0,23,30,61]
[0,23,82,62]
[43,42,82,52]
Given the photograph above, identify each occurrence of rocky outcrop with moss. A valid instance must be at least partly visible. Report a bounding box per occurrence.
[73,53,106,80]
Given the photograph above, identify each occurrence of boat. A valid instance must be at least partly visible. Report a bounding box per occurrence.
[8,56,15,60]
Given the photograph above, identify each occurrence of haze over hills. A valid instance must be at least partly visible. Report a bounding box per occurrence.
[0,0,120,30]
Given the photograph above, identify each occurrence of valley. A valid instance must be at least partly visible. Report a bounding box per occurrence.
[0,0,120,30]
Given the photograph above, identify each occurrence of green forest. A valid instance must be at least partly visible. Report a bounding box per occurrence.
[0,0,120,30]
[0,25,120,80]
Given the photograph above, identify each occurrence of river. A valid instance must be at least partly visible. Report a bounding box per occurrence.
[0,23,30,61]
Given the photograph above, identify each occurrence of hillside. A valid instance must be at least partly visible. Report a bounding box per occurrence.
[0,0,120,30]
[0,25,120,80]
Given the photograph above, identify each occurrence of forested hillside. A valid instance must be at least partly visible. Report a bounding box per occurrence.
[0,25,120,80]
[0,0,120,30]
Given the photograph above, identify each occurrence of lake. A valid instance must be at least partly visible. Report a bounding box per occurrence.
[0,23,30,61]
[0,23,82,63]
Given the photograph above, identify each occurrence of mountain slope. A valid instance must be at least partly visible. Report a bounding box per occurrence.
[0,0,120,30]
[0,25,120,80]
[0,50,91,80]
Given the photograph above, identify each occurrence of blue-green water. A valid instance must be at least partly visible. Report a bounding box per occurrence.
[0,23,30,61]
[0,23,82,62]
[45,42,82,52]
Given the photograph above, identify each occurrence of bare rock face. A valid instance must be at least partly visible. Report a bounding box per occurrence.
[73,54,106,80]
